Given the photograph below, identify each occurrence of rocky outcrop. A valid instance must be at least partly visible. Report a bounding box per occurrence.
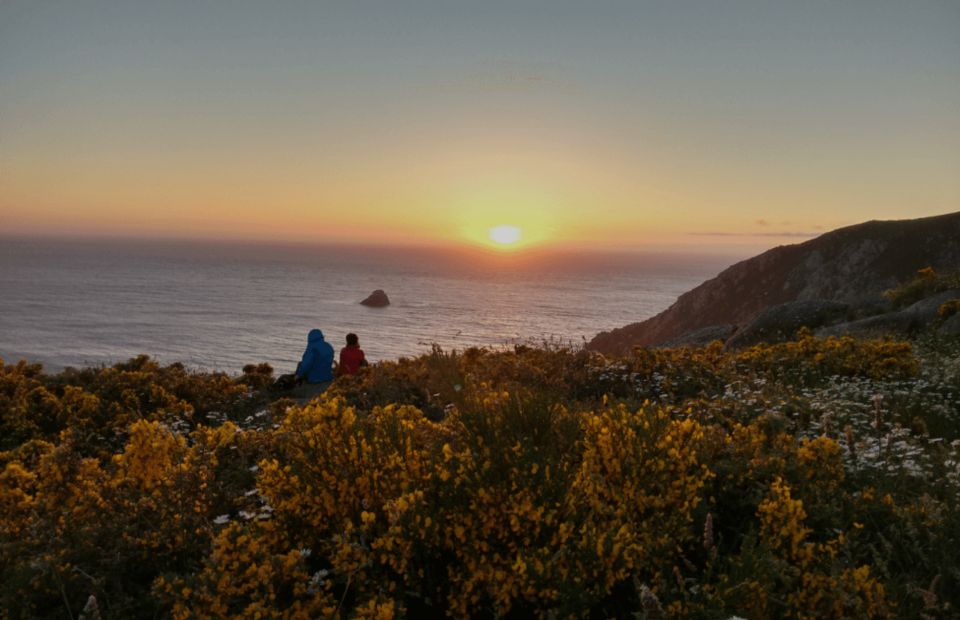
[817,290,960,339]
[360,289,390,307]
[657,324,737,349]
[941,313,960,337]
[815,312,916,340]
[726,300,850,349]
[587,212,960,355]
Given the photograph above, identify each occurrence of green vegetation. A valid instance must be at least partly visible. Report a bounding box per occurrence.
[2,333,960,618]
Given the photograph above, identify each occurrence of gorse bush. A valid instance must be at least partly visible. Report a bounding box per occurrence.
[1,332,959,618]
[885,267,960,309]
[938,299,960,321]
[734,329,918,383]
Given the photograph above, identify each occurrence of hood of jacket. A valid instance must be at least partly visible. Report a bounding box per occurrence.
[308,329,325,344]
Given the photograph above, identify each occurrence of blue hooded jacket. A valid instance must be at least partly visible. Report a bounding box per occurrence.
[296,329,334,383]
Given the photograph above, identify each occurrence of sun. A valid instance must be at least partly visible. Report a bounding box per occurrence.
[488,225,522,246]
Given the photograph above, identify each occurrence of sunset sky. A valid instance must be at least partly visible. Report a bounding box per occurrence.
[1,1,958,252]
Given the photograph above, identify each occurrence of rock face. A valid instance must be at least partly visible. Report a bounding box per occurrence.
[587,212,960,355]
[360,290,390,307]
[726,300,850,349]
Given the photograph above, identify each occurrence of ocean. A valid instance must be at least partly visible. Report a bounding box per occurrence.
[0,237,737,374]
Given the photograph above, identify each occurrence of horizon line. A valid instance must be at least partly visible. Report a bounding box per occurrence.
[0,229,772,257]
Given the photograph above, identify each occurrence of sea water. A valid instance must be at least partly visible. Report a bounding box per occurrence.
[0,237,737,373]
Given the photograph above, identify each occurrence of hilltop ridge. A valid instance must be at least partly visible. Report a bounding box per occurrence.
[587,212,960,354]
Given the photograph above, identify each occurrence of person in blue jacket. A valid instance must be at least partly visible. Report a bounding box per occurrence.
[295,329,335,384]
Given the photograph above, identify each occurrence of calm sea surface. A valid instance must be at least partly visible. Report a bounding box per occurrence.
[0,237,737,373]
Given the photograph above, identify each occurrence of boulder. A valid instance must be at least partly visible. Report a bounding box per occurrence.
[360,289,390,307]
[940,312,960,337]
[658,324,737,349]
[726,300,850,348]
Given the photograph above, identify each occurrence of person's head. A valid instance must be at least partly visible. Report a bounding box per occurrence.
[346,333,359,346]
[308,329,324,343]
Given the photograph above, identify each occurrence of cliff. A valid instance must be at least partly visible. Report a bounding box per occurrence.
[587,212,960,354]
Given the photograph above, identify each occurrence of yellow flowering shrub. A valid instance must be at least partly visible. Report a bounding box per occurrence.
[736,330,918,382]
[159,391,713,618]
[572,404,709,593]
[938,298,960,320]
[157,520,339,619]
[756,478,888,618]
[885,267,960,309]
[0,333,956,617]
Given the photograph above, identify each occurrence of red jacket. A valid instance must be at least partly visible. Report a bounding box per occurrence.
[339,345,366,376]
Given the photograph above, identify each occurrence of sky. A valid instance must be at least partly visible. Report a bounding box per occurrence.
[1,1,958,253]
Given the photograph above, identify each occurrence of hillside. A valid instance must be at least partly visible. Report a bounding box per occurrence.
[587,212,960,354]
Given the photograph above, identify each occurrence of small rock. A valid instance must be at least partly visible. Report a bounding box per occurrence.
[360,289,390,307]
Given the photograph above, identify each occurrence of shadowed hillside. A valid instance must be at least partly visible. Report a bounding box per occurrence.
[588,212,960,354]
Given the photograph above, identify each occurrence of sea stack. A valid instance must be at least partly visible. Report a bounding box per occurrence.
[360,289,390,307]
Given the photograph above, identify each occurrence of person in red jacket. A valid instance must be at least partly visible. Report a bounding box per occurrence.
[338,332,368,376]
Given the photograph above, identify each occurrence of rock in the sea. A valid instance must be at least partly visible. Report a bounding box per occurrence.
[360,289,390,307]
[658,324,737,349]
[726,300,850,348]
